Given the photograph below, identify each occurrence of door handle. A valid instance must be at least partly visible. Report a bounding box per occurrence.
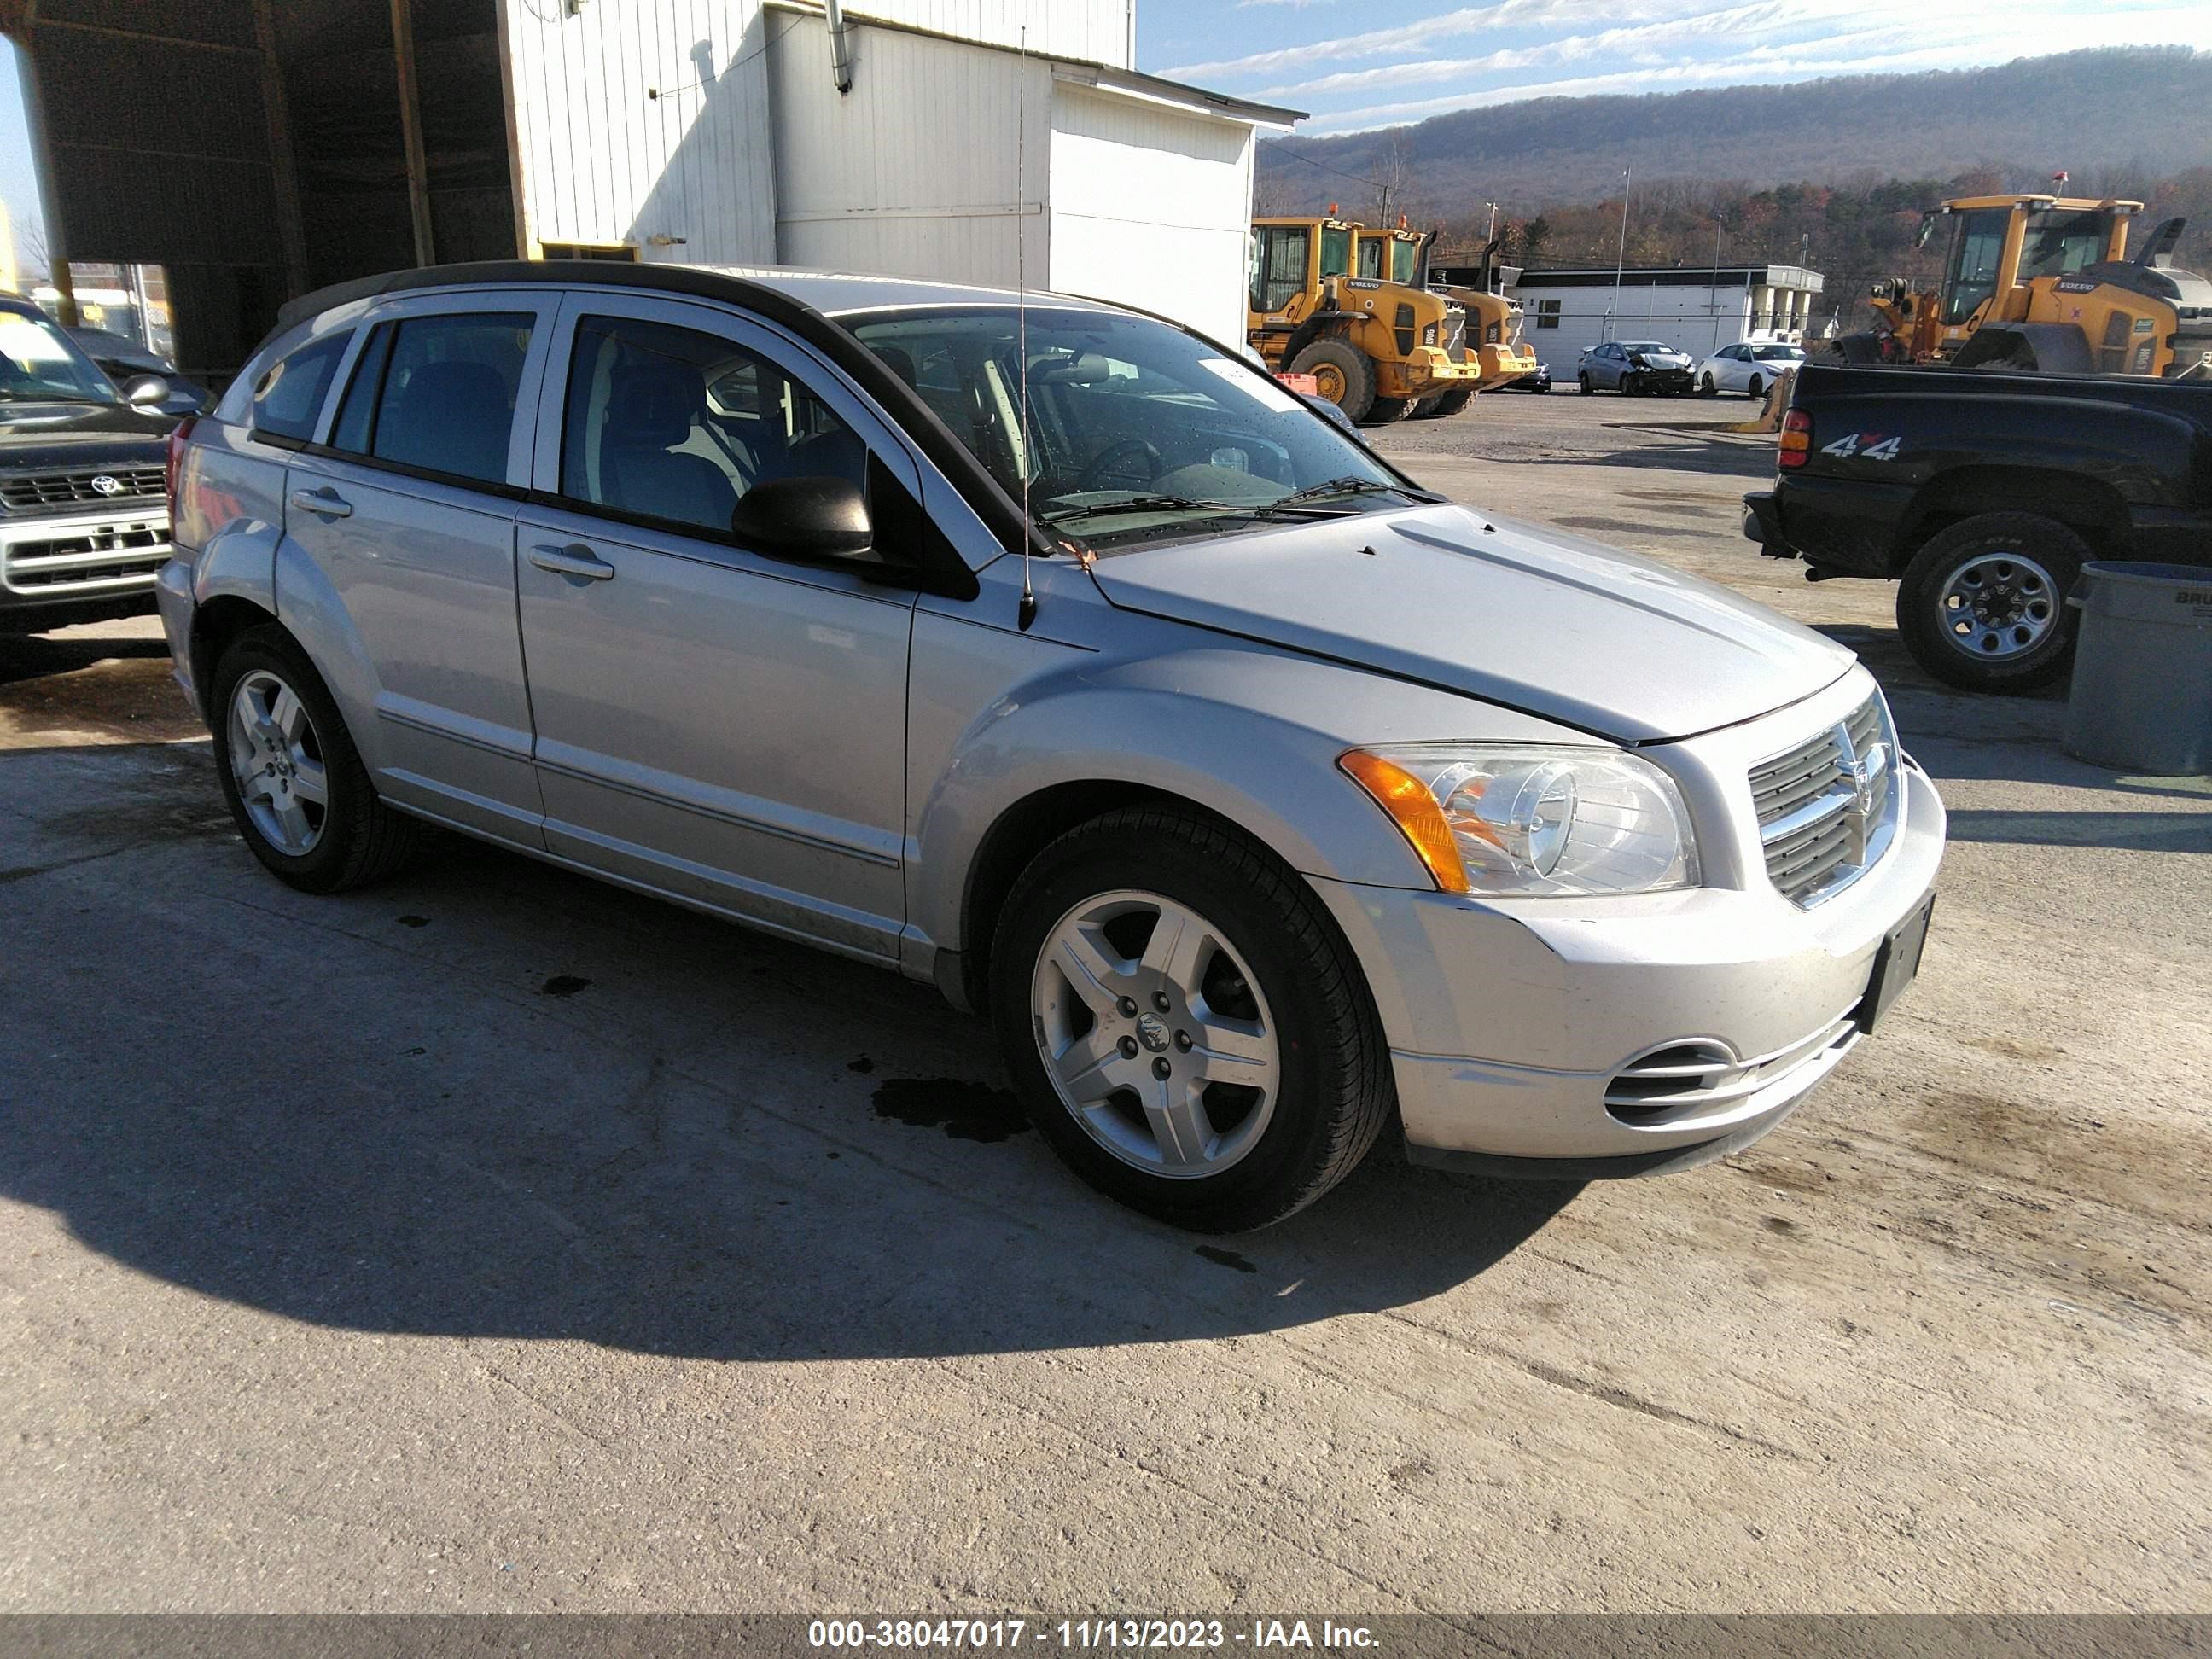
[288,487,352,519]
[528,543,616,583]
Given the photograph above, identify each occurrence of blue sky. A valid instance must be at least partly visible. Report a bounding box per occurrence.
[1,40,39,273]
[1138,0,2212,134]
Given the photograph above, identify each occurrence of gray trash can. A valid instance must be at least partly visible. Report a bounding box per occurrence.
[2064,562,2212,775]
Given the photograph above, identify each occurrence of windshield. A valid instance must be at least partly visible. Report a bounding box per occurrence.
[0,310,119,405]
[2020,208,2110,282]
[843,306,1412,550]
[1752,345,1804,359]
[1622,341,1673,354]
[1390,238,1419,286]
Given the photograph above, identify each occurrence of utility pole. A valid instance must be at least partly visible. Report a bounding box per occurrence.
[1609,166,1630,341]
[1710,211,1726,353]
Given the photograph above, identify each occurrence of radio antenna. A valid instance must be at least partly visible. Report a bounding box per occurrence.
[1015,17,1038,631]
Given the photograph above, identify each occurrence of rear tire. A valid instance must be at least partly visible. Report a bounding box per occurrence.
[989,806,1393,1233]
[1288,337,1376,425]
[1365,396,1413,425]
[1428,387,1475,417]
[1895,513,2087,692]
[210,626,420,892]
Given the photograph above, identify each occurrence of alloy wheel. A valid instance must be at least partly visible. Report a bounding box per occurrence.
[227,668,329,854]
[1030,890,1279,1179]
[1939,551,2061,659]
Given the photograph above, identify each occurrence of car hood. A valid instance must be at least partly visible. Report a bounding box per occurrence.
[1629,350,1691,365]
[0,400,175,474]
[1086,503,1855,743]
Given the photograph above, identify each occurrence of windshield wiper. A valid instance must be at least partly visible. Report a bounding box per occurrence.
[1040,492,1351,527]
[0,391,114,407]
[1272,476,1410,506]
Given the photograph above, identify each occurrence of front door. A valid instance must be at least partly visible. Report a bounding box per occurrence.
[514,294,919,961]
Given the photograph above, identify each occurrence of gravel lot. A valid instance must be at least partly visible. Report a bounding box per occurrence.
[3,392,2207,1615]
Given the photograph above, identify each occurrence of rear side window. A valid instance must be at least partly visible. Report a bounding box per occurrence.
[342,313,533,487]
[251,334,352,443]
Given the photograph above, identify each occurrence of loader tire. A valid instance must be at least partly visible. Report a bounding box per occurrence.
[1426,388,1475,418]
[1288,339,1376,424]
[1365,397,1414,425]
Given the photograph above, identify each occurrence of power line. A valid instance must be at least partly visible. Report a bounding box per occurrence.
[1257,137,1377,191]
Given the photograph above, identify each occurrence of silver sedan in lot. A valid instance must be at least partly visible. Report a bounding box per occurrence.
[157,263,1944,1231]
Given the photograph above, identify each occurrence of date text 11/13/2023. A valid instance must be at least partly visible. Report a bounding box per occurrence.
[806,1619,1379,1650]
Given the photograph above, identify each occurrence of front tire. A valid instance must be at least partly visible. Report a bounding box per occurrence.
[1287,337,1376,425]
[1699,373,1719,396]
[1895,513,2087,692]
[990,806,1392,1233]
[211,626,420,891]
[1364,396,1413,425]
[1429,387,1475,417]
[1747,373,1766,400]
[1578,371,1593,394]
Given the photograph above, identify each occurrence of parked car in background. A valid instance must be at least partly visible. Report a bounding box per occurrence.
[1699,340,1805,399]
[0,294,176,633]
[1505,360,1551,393]
[1579,340,1695,395]
[1744,359,2212,690]
[67,325,213,416]
[160,261,1943,1231]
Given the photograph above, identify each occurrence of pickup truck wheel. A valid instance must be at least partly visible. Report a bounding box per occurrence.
[1897,514,2087,691]
[1287,338,1376,424]
[211,626,420,891]
[990,806,1392,1233]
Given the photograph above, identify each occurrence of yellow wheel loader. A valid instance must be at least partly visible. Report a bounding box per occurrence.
[1839,194,2212,377]
[1425,238,1540,405]
[1247,214,1481,425]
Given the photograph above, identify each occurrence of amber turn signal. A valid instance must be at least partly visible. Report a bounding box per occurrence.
[1338,750,1472,894]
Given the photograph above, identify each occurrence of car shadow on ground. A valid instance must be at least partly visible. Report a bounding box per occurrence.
[0,744,1580,1363]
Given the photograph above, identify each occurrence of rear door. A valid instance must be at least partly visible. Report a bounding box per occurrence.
[279,290,558,845]
[512,292,921,961]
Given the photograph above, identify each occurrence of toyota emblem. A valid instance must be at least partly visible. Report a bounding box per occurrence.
[90,474,123,496]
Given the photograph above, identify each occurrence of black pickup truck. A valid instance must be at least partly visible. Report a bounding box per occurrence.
[1743,361,2212,690]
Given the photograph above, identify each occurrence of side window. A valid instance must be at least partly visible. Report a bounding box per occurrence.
[329,323,395,455]
[1534,300,1561,329]
[1318,227,1351,279]
[1253,228,1310,313]
[251,333,352,443]
[366,313,534,486]
[1357,239,1383,279]
[559,314,869,538]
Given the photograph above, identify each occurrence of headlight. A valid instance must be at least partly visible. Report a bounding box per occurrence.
[1340,745,1700,897]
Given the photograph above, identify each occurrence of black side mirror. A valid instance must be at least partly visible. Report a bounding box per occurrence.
[121,373,170,407]
[730,475,872,560]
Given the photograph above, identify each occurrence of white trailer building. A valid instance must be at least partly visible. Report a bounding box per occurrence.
[1509,263,1827,366]
[7,0,1295,379]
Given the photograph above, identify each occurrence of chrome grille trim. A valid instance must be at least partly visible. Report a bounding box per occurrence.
[1,519,170,595]
[1750,694,1900,908]
[1604,1015,1860,1123]
[0,468,166,511]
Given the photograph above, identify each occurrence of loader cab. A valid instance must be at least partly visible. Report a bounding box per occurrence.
[1930,195,2141,334]
[1353,226,1424,288]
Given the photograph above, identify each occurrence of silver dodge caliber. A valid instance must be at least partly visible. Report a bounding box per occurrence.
[158,263,1944,1232]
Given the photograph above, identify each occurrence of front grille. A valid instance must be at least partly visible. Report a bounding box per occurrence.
[1750,695,1897,906]
[0,468,166,511]
[3,521,169,594]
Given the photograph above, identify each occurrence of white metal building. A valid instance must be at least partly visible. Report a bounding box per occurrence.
[6,0,1294,379]
[1510,264,1826,364]
[506,0,1293,348]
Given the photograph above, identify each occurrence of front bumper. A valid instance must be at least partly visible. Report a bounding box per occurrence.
[1405,346,1483,393]
[1311,684,1947,1173]
[0,503,171,625]
[1633,365,1695,392]
[1474,343,1539,389]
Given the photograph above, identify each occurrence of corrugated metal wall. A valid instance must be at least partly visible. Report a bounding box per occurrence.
[1046,83,1254,346]
[846,0,1132,70]
[770,15,1256,342]
[501,0,779,265]
[768,19,1048,290]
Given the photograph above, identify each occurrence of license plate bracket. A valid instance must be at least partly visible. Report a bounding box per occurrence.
[1858,893,1936,1033]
